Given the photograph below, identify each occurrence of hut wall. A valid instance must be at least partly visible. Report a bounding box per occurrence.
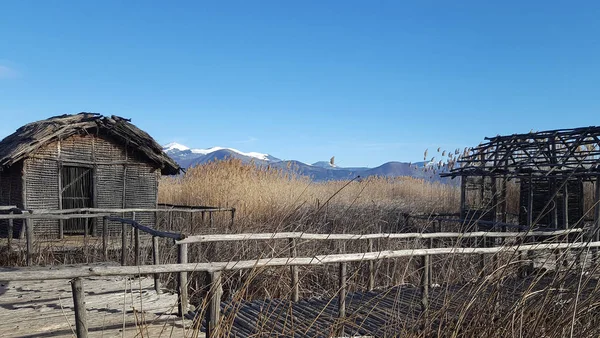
[0,162,23,237]
[23,134,159,237]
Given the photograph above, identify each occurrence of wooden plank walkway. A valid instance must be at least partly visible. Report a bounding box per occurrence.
[187,273,599,338]
[0,265,197,337]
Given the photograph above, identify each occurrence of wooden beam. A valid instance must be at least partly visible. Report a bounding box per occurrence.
[177,243,188,317]
[289,238,299,302]
[177,228,584,244]
[206,270,222,338]
[71,277,88,338]
[2,241,600,281]
[152,236,160,293]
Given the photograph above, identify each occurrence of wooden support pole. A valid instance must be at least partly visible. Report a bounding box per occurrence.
[593,176,600,262]
[71,277,88,338]
[121,222,127,266]
[209,211,214,227]
[169,211,173,230]
[25,219,32,266]
[152,236,160,293]
[177,243,189,316]
[527,177,534,228]
[7,211,13,250]
[480,235,487,277]
[289,238,299,302]
[500,176,508,224]
[102,217,108,261]
[421,254,430,311]
[367,239,375,291]
[59,219,64,239]
[201,211,205,225]
[84,212,89,238]
[338,241,347,336]
[563,183,569,229]
[338,261,347,334]
[428,237,434,285]
[206,270,223,338]
[230,208,236,228]
[460,177,467,220]
[134,223,140,266]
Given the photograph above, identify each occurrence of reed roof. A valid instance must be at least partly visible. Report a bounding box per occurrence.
[0,113,181,175]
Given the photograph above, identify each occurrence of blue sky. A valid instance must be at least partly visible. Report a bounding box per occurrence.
[1,1,599,167]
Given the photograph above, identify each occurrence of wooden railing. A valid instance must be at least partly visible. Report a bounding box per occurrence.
[0,220,593,338]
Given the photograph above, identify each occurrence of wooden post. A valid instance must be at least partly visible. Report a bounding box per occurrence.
[133,212,140,266]
[84,212,89,238]
[338,241,347,335]
[169,211,173,230]
[7,211,13,250]
[230,208,236,228]
[593,177,600,262]
[527,177,534,228]
[480,235,487,277]
[152,236,160,293]
[177,243,189,316]
[421,254,430,311]
[102,217,108,260]
[289,238,299,302]
[121,222,127,266]
[460,177,467,220]
[338,261,347,333]
[500,176,508,224]
[25,219,33,266]
[563,183,569,229]
[201,211,205,225]
[428,237,434,285]
[206,270,223,338]
[209,211,214,227]
[367,239,375,291]
[71,277,88,338]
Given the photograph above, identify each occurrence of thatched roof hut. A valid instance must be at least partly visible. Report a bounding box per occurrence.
[0,113,181,237]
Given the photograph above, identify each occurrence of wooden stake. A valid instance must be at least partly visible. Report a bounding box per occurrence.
[25,219,33,266]
[177,243,188,316]
[289,238,299,302]
[7,211,13,250]
[421,254,430,311]
[71,277,88,338]
[121,222,127,266]
[102,217,108,260]
[206,270,222,338]
[367,239,375,291]
[152,236,160,293]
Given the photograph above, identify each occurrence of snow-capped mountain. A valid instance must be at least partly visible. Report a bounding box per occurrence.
[163,143,452,183]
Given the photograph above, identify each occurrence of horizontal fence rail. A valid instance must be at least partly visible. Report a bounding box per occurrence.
[176,228,584,244]
[1,240,598,281]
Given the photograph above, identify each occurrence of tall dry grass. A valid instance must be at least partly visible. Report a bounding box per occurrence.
[159,159,459,228]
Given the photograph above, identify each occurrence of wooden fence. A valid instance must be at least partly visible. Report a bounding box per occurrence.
[0,209,593,338]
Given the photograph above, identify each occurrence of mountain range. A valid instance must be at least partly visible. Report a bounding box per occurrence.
[163,142,450,182]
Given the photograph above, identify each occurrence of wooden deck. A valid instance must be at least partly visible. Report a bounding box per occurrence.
[187,273,599,338]
[0,265,197,337]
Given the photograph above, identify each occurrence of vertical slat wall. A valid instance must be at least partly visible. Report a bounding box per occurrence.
[25,142,60,237]
[95,136,127,236]
[16,134,160,238]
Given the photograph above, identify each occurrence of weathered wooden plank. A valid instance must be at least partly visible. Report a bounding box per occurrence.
[2,241,600,281]
[177,228,584,244]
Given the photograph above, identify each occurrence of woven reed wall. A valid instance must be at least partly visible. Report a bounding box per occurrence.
[20,134,159,237]
[26,142,60,237]
[0,162,23,237]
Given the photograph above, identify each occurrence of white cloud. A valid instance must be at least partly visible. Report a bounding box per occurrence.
[0,65,19,79]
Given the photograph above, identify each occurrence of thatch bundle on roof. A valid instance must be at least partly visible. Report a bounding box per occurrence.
[0,113,180,175]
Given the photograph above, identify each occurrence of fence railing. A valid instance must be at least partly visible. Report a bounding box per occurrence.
[0,214,593,338]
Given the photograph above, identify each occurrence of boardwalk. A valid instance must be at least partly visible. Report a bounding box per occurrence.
[187,273,599,338]
[0,265,194,338]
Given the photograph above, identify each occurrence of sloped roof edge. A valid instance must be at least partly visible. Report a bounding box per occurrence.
[0,112,181,175]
